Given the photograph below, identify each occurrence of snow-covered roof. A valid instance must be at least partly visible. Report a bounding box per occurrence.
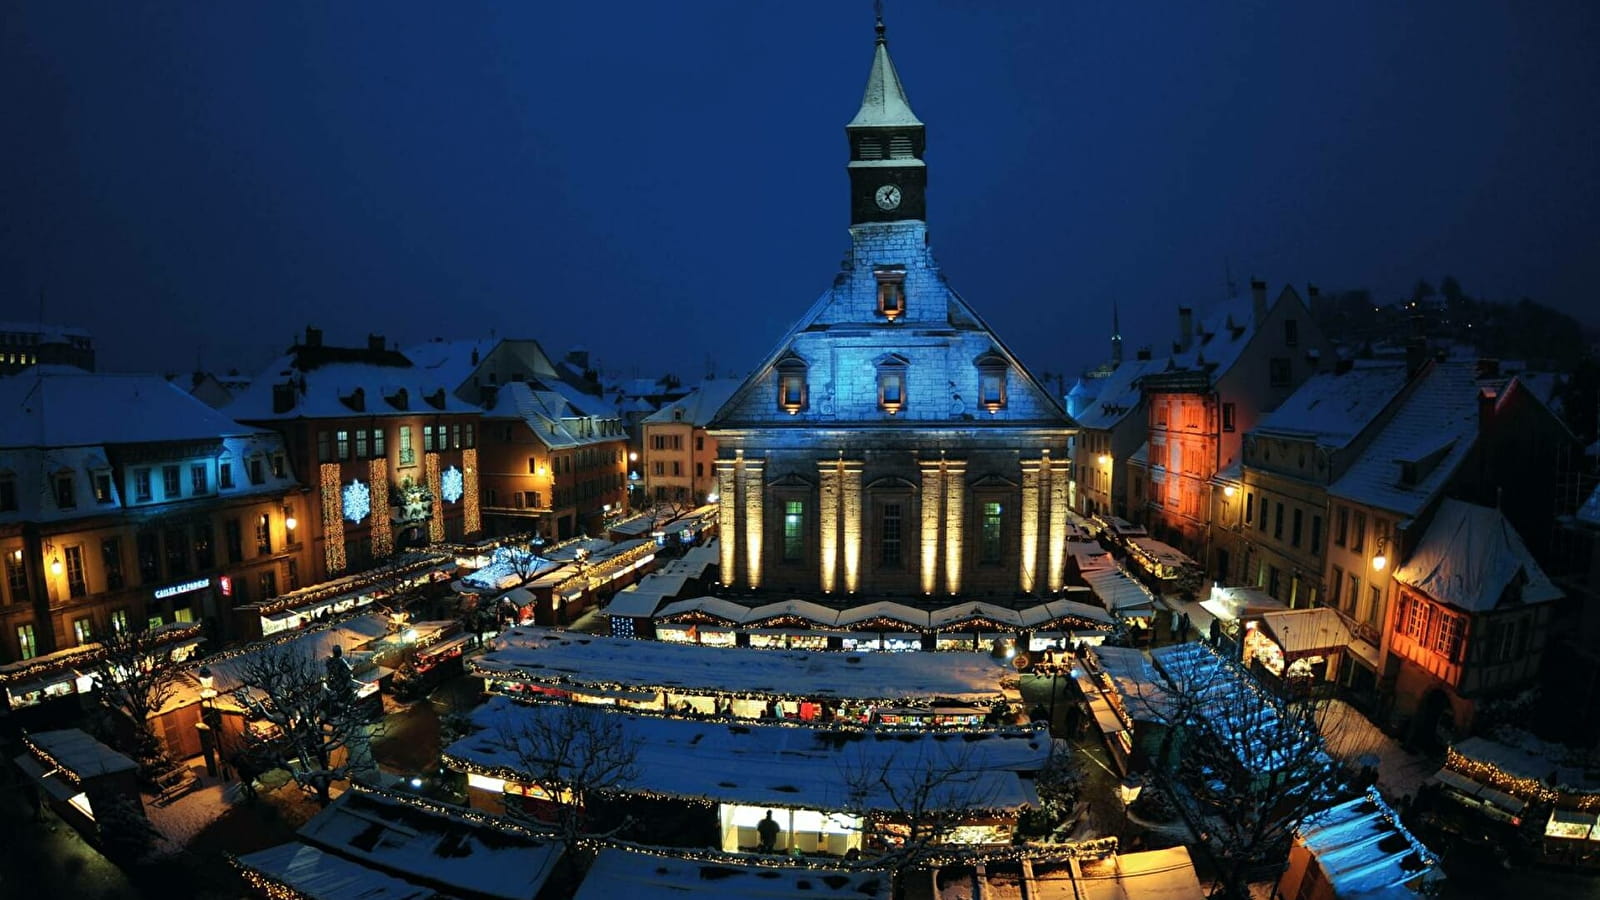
[1161,294,1259,383]
[1394,498,1561,613]
[1074,359,1158,431]
[1081,567,1157,617]
[1296,788,1437,897]
[483,381,624,450]
[847,34,922,128]
[648,595,1112,631]
[447,696,1051,814]
[1069,845,1207,900]
[293,787,562,900]
[24,728,137,779]
[0,321,91,340]
[1089,645,1176,723]
[1256,608,1354,657]
[574,847,887,900]
[1254,363,1409,449]
[0,369,270,447]
[471,626,1017,704]
[235,843,434,900]
[402,337,500,394]
[1328,362,1482,515]
[228,356,477,420]
[642,379,743,426]
[1451,732,1600,797]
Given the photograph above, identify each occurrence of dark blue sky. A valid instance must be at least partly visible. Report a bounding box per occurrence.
[4,2,1597,382]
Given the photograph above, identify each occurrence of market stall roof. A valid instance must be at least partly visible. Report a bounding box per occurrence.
[573,848,886,900]
[1256,608,1354,658]
[832,600,930,629]
[1295,788,1438,897]
[1451,734,1600,798]
[1089,645,1176,723]
[24,728,136,779]
[472,626,1016,704]
[235,843,434,900]
[1076,845,1207,900]
[1017,595,1115,629]
[604,588,664,619]
[655,595,752,624]
[293,787,562,900]
[1200,585,1285,623]
[1081,568,1157,617]
[608,514,656,537]
[1394,498,1562,613]
[949,845,1205,900]
[1126,537,1198,571]
[1068,541,1114,572]
[1428,767,1526,816]
[742,598,847,626]
[929,602,1025,630]
[448,696,1051,814]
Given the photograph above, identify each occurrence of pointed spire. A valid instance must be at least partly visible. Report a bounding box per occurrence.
[848,9,922,128]
[1111,300,1124,367]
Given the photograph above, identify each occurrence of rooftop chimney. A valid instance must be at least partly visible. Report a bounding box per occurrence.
[1178,307,1194,352]
[1476,358,1501,379]
[305,326,323,348]
[367,333,386,353]
[1136,346,1153,361]
[1251,279,1268,326]
[1307,283,1320,302]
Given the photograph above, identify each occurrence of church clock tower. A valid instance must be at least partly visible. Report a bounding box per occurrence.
[847,18,926,224]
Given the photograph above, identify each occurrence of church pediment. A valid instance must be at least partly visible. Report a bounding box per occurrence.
[968,473,1018,489]
[766,472,815,489]
[864,475,919,492]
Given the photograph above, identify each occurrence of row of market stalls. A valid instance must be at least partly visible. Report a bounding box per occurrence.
[617,594,1116,655]
[470,625,1027,727]
[457,536,659,628]
[445,693,1057,855]
[0,622,205,713]
[1432,734,1600,867]
[242,551,458,639]
[607,502,719,547]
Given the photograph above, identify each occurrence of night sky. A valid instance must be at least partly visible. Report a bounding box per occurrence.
[4,2,1597,383]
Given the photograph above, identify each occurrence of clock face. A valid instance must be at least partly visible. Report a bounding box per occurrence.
[874,183,903,211]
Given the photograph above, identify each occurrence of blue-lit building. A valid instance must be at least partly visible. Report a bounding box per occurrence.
[708,20,1077,600]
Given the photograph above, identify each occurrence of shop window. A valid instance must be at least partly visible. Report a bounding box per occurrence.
[16,624,36,660]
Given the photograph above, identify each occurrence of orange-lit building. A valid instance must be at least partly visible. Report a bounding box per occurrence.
[0,371,311,678]
[228,329,483,582]
[642,379,741,506]
[1132,281,1337,564]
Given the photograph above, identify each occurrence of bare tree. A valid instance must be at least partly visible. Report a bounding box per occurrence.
[232,643,378,805]
[90,626,187,777]
[839,743,1007,900]
[495,701,641,873]
[1151,645,1347,899]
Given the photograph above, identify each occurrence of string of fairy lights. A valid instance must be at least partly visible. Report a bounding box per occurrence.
[20,732,88,788]
[0,623,202,686]
[426,453,445,543]
[1443,746,1600,811]
[369,458,393,558]
[462,448,481,534]
[319,463,346,574]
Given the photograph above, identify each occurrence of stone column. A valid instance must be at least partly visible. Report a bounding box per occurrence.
[918,460,945,595]
[818,459,840,593]
[841,460,864,594]
[1048,456,1072,592]
[1020,459,1042,595]
[943,461,967,595]
[716,460,738,587]
[742,457,765,590]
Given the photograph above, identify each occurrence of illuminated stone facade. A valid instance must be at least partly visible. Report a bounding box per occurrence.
[708,24,1075,600]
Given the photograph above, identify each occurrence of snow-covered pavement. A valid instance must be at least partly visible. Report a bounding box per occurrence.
[1317,698,1434,800]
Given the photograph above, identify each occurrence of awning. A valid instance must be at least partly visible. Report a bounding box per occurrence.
[1430,767,1527,816]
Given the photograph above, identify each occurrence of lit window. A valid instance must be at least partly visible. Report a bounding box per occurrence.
[975,350,1008,412]
[981,502,1003,563]
[94,472,113,503]
[775,355,808,413]
[876,354,909,414]
[783,500,804,561]
[874,267,907,320]
[16,624,37,660]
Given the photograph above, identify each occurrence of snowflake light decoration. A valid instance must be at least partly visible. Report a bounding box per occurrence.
[441,465,464,503]
[342,479,371,523]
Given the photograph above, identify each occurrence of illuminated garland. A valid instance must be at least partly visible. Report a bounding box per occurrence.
[1443,746,1598,809]
[244,552,452,616]
[0,624,201,686]
[20,732,93,787]
[320,463,346,575]
[369,458,392,558]
[463,448,480,534]
[426,453,445,543]
[228,854,317,900]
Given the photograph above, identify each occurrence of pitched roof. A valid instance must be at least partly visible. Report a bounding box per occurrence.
[228,356,476,421]
[0,369,267,447]
[1394,498,1561,613]
[483,381,623,450]
[403,337,501,392]
[1297,789,1438,898]
[576,848,886,900]
[847,30,922,128]
[643,379,742,426]
[1073,359,1158,430]
[1328,362,1482,515]
[1254,362,1409,449]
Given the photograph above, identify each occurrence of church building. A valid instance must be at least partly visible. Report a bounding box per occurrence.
[707,20,1077,601]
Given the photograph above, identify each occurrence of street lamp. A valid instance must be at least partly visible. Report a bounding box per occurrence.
[50,556,63,576]
[1097,454,1111,466]
[1371,537,1388,572]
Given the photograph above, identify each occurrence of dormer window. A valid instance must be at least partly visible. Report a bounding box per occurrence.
[775,354,809,414]
[974,350,1009,413]
[876,353,910,415]
[874,267,907,321]
[54,473,76,509]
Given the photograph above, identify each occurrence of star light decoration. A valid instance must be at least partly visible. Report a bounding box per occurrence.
[342,479,371,524]
[442,465,465,503]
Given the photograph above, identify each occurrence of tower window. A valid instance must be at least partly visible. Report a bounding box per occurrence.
[775,355,809,414]
[857,136,883,160]
[874,267,907,320]
[889,135,914,158]
[875,354,909,415]
[974,350,1009,412]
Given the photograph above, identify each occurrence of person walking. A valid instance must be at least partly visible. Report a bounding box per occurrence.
[757,809,781,853]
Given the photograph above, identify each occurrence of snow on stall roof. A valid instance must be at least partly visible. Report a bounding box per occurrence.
[1076,845,1207,900]
[1018,595,1115,628]
[1256,608,1354,656]
[1329,362,1482,515]
[1081,567,1157,616]
[1089,646,1176,723]
[1393,498,1561,613]
[26,729,137,778]
[832,600,931,629]
[929,602,1025,630]
[654,595,754,624]
[472,626,1015,703]
[1451,732,1600,796]
[742,598,851,626]
[574,847,887,900]
[1253,364,1408,448]
[296,788,562,900]
[1296,788,1437,897]
[1149,642,1329,773]
[236,843,435,900]
[449,696,1050,813]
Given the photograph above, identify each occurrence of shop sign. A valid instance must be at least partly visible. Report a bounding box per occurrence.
[154,578,210,600]
[219,575,233,597]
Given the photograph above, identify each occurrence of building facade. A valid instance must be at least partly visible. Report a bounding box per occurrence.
[642,379,740,507]
[228,329,483,583]
[706,22,1076,600]
[0,371,310,663]
[0,322,94,375]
